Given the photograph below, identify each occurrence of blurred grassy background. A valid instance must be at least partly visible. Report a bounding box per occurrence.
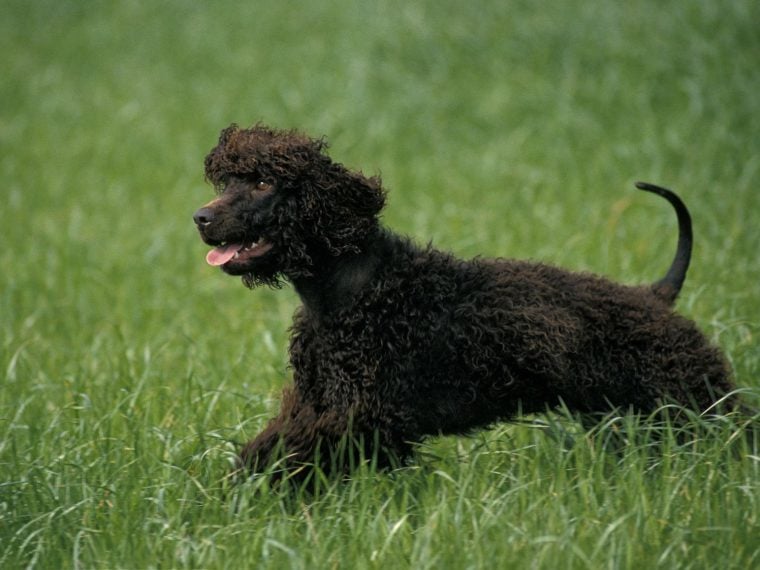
[1,0,759,568]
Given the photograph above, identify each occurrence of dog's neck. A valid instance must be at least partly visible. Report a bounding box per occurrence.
[292,231,387,318]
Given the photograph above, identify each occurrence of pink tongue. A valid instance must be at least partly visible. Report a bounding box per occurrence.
[205,243,242,266]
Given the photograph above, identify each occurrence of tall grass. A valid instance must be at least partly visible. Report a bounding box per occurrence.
[1,0,759,568]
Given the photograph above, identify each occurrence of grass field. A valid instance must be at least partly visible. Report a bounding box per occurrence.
[2,0,759,568]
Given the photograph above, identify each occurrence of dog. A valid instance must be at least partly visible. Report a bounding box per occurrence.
[193,124,735,479]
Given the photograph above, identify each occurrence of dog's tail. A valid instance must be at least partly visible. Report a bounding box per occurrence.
[635,181,692,305]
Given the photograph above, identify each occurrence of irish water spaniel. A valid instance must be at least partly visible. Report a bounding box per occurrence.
[193,124,736,478]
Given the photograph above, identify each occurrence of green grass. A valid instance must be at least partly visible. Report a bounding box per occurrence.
[2,0,759,568]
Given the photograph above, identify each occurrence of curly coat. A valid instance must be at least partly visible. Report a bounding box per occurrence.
[194,124,735,478]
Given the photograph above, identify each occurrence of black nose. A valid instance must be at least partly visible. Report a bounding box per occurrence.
[193,207,215,226]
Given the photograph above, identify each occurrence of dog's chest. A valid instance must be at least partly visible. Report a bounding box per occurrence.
[287,298,449,404]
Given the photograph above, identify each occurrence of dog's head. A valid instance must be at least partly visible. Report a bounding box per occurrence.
[194,124,386,288]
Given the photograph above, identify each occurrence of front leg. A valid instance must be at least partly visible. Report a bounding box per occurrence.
[238,387,411,482]
[238,387,323,477]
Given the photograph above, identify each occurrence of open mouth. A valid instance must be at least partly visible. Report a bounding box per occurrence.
[205,239,274,267]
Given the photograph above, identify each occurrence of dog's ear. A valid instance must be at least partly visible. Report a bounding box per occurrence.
[336,171,386,220]
[290,160,386,256]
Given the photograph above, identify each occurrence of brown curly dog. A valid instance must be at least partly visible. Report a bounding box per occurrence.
[193,124,736,480]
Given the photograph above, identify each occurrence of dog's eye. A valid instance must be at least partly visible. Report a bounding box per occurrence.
[255,180,273,192]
